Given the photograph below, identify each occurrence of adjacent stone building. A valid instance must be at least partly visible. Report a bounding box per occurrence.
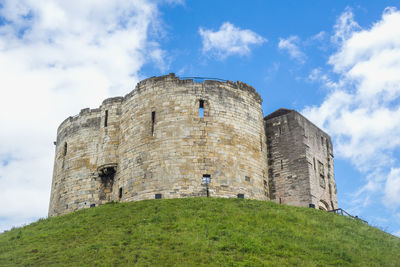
[49,73,338,217]
[264,109,337,210]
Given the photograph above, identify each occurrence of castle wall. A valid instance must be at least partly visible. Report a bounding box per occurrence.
[302,116,338,210]
[264,110,338,210]
[264,111,311,207]
[115,75,268,202]
[49,108,101,216]
[96,97,123,203]
[97,97,123,168]
[49,74,268,216]
[49,74,338,217]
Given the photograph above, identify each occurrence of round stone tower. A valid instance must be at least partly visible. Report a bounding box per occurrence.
[49,74,268,216]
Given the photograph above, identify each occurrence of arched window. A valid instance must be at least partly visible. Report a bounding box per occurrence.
[319,200,330,211]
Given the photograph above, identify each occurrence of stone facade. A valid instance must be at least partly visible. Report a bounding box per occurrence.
[264,109,338,210]
[48,74,337,217]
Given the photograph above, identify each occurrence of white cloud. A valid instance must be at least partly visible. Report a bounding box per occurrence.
[384,168,400,207]
[162,0,185,5]
[308,68,338,89]
[303,8,400,210]
[0,0,169,232]
[311,31,326,42]
[278,35,306,63]
[393,230,400,238]
[331,7,360,44]
[199,22,266,59]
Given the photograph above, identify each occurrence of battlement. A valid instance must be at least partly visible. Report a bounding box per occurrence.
[57,74,261,135]
[129,73,261,103]
[57,108,101,136]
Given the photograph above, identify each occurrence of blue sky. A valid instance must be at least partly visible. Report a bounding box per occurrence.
[1,0,400,236]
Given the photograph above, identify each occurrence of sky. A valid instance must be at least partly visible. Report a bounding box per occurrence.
[1,0,400,236]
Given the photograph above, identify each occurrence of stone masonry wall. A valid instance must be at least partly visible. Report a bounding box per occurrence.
[49,108,101,216]
[264,109,338,210]
[49,74,268,216]
[49,74,338,217]
[115,75,268,203]
[264,110,311,207]
[302,114,338,210]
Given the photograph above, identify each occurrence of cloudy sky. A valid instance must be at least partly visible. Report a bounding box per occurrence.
[1,0,400,236]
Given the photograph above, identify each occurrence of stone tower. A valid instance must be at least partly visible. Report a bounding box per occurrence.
[264,109,338,210]
[48,74,337,217]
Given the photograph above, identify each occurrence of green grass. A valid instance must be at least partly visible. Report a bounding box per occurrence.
[1,198,399,266]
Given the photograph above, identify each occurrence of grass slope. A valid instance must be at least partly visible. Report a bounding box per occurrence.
[1,198,399,266]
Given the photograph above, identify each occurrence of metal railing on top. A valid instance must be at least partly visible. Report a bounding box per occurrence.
[179,76,227,83]
[328,208,368,224]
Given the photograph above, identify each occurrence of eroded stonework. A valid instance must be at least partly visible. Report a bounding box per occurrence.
[49,74,338,217]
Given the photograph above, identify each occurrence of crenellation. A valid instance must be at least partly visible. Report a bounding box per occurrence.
[49,74,338,217]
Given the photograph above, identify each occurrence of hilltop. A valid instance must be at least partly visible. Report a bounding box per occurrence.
[1,198,399,266]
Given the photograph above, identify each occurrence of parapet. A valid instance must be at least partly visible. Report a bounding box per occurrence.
[127,73,262,104]
[56,73,261,135]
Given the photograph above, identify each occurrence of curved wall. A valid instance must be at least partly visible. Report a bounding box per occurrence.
[49,74,268,216]
[49,108,101,216]
[116,75,268,202]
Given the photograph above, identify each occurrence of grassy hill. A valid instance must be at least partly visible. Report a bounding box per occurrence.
[1,198,399,266]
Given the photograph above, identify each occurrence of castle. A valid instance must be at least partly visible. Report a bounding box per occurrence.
[49,74,338,217]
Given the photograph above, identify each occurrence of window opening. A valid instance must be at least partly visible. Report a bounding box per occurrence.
[318,161,324,177]
[104,110,108,127]
[151,111,156,136]
[245,176,250,182]
[98,166,116,201]
[119,187,122,199]
[237,194,244,199]
[263,179,269,197]
[280,160,283,170]
[313,157,316,170]
[202,174,211,184]
[318,161,326,188]
[202,174,211,197]
[63,142,67,156]
[199,100,204,118]
[155,193,162,199]
[321,136,324,146]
